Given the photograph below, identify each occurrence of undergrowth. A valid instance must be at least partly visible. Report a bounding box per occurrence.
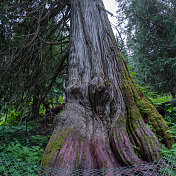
[0,122,51,165]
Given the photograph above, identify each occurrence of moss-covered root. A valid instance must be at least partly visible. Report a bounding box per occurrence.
[118,51,174,149]
[41,128,119,172]
[128,119,160,162]
[140,97,175,148]
[41,129,93,170]
[110,126,142,166]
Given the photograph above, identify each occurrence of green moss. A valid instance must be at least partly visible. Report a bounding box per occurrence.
[103,161,106,169]
[41,129,70,167]
[138,98,168,139]
[133,145,140,157]
[120,52,127,62]
[75,137,82,168]
[117,49,173,150]
[104,77,111,87]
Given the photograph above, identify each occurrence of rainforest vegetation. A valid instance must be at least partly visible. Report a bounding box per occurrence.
[0,0,176,174]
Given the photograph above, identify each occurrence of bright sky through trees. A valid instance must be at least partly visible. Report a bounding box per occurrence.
[103,0,117,34]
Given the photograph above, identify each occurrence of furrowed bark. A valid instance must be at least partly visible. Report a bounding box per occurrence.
[41,0,174,170]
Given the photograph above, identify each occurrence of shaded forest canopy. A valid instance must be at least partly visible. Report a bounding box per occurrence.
[0,0,70,110]
[116,0,176,99]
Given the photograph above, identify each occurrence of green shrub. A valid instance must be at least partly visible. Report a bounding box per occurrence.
[161,123,176,156]
[0,122,51,164]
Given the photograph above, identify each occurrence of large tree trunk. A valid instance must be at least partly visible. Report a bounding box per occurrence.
[41,0,174,170]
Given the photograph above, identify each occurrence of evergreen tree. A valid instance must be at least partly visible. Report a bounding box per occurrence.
[0,0,69,118]
[116,0,176,98]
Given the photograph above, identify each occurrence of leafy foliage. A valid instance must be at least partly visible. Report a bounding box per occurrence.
[161,123,176,157]
[0,122,51,165]
[0,0,69,120]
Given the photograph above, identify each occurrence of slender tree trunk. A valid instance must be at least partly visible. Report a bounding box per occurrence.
[41,0,174,170]
[32,84,40,119]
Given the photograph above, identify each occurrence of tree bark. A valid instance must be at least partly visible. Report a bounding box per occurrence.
[32,84,40,119]
[41,0,174,170]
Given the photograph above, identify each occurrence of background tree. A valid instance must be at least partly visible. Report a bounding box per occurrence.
[116,0,176,99]
[0,0,69,121]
